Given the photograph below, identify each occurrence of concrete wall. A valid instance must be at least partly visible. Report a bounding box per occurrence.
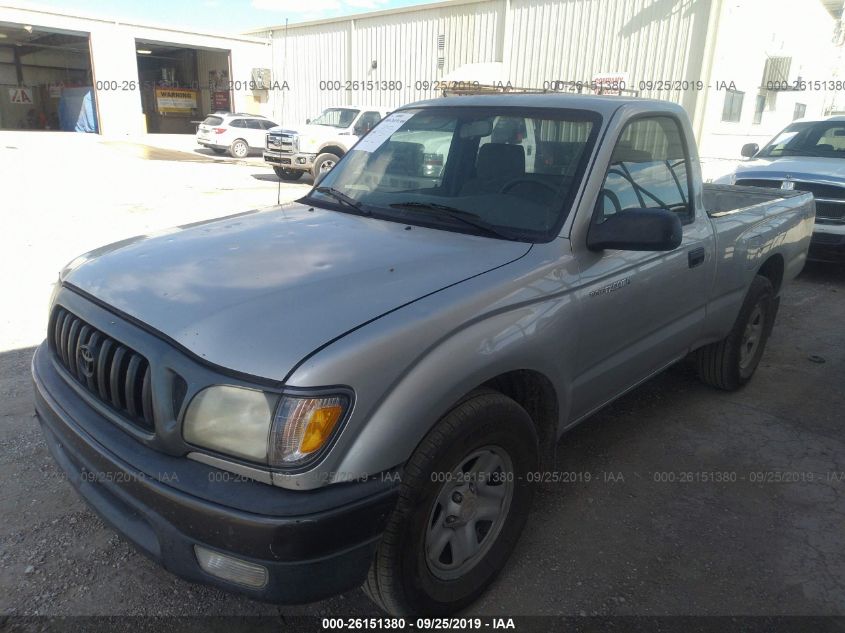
[0,5,272,135]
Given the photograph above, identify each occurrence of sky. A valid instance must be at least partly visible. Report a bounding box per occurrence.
[21,0,443,32]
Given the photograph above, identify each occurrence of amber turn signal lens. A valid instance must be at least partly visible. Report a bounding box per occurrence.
[300,405,343,453]
[269,395,350,466]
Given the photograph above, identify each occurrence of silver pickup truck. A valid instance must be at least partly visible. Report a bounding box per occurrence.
[33,94,814,615]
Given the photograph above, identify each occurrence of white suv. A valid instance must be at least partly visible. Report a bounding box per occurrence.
[197,113,279,158]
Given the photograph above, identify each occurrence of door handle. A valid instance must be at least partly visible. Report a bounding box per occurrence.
[688,246,705,268]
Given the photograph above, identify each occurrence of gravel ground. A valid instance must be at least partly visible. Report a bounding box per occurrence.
[1,132,844,620]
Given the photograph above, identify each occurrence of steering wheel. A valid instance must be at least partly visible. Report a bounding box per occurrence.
[499,177,559,197]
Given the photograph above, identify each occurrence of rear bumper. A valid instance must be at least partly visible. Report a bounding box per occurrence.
[32,343,398,604]
[808,226,845,263]
[263,150,315,171]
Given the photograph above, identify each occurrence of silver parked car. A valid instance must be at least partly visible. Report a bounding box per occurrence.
[34,94,813,615]
[196,112,278,158]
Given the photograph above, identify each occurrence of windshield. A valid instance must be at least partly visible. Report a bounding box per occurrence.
[758,120,845,158]
[303,106,600,241]
[310,108,361,128]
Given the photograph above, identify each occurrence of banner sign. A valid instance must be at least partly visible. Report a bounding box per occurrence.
[155,87,198,114]
[9,87,34,104]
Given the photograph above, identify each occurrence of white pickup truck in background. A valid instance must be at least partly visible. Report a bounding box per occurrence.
[263,105,392,181]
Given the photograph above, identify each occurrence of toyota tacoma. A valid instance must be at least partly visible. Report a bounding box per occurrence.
[33,94,814,615]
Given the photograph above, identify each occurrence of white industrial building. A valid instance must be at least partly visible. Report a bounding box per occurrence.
[2,0,843,163]
[249,0,843,161]
[0,4,272,135]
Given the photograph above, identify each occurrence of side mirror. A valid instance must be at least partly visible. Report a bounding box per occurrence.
[587,208,683,252]
[306,118,311,124]
[741,143,759,158]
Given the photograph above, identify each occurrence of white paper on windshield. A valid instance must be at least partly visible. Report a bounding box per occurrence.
[353,112,415,153]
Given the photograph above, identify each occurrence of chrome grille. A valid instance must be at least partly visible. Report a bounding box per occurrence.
[49,307,154,432]
[735,179,782,189]
[735,178,845,221]
[815,200,845,222]
[266,133,294,152]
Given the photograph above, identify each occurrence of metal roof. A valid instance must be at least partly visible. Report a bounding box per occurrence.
[243,0,486,33]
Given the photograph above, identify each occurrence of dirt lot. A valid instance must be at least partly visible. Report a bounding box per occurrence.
[1,132,844,619]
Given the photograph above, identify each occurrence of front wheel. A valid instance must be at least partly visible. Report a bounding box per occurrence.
[364,390,538,615]
[697,275,775,390]
[273,166,302,181]
[312,152,340,179]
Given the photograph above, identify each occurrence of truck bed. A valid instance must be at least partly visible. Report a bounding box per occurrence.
[703,183,809,217]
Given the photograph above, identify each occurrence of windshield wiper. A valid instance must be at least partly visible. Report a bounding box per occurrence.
[389,201,518,240]
[314,187,369,214]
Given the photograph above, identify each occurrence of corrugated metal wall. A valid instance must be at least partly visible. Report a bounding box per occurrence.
[264,0,715,127]
[270,22,348,125]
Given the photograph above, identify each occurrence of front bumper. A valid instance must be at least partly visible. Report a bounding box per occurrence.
[808,226,845,263]
[32,343,398,603]
[263,150,315,171]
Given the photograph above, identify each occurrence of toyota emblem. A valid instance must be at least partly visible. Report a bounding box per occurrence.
[78,344,96,378]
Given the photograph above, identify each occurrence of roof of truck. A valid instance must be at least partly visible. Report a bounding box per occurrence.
[793,114,845,123]
[400,92,679,117]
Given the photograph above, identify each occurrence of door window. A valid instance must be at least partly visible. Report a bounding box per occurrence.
[597,116,692,224]
[355,111,383,135]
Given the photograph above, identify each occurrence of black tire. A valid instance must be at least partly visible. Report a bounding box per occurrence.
[211,148,227,155]
[312,152,340,179]
[273,166,302,181]
[364,390,538,616]
[697,275,775,390]
[229,138,249,159]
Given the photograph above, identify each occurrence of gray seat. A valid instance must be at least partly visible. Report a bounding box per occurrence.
[382,141,425,176]
[461,143,526,195]
[610,142,653,164]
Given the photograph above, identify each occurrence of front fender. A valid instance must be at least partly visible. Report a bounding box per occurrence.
[286,242,580,483]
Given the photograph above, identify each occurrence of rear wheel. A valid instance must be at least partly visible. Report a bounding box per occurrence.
[229,139,249,159]
[273,166,302,181]
[697,275,775,390]
[312,152,340,179]
[364,390,538,615]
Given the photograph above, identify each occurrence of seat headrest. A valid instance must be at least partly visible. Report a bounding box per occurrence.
[477,143,526,180]
[611,142,653,164]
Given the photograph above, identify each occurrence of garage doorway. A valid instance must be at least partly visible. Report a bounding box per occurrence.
[0,23,97,132]
[135,40,231,134]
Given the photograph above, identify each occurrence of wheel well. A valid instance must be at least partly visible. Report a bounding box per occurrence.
[319,145,345,158]
[482,370,559,470]
[758,254,785,295]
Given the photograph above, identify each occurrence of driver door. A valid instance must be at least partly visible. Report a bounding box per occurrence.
[568,115,713,421]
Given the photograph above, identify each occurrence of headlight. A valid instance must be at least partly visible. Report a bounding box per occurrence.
[184,386,278,462]
[183,386,349,468]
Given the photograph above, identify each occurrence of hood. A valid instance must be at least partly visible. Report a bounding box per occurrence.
[63,204,531,380]
[733,156,845,184]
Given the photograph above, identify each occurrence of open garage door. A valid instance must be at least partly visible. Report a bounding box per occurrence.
[135,40,231,134]
[0,23,96,132]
